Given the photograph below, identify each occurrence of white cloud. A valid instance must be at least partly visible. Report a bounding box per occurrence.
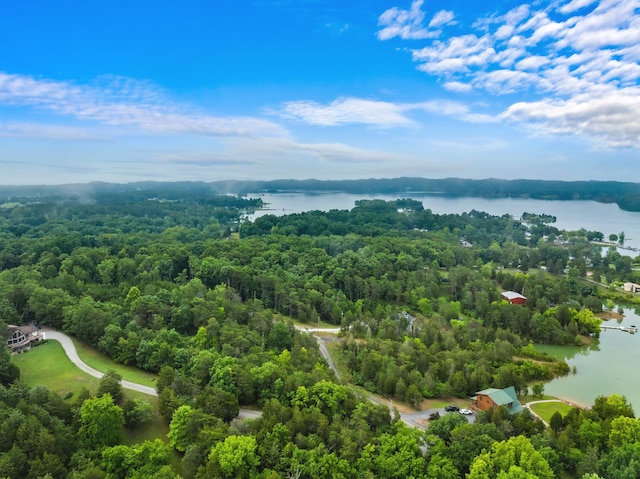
[501,88,640,147]
[0,72,286,138]
[377,0,447,40]
[515,55,550,71]
[429,10,455,28]
[279,98,417,127]
[382,0,640,148]
[413,100,496,123]
[559,0,599,14]
[412,34,498,73]
[443,81,473,92]
[279,97,495,127]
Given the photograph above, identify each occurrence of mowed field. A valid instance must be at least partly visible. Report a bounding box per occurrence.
[530,401,575,423]
[11,340,167,445]
[71,338,157,388]
[12,341,101,397]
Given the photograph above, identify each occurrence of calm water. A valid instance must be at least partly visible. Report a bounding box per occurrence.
[246,193,640,253]
[536,307,640,412]
[247,193,640,410]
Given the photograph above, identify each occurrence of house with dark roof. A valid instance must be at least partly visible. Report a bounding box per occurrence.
[472,386,523,414]
[501,291,527,305]
[6,325,43,353]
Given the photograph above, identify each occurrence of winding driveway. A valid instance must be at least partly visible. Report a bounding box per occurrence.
[43,329,261,420]
[43,330,158,396]
[44,326,474,428]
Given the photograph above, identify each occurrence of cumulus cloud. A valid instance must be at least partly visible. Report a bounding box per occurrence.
[380,0,640,147]
[501,88,640,147]
[278,97,494,127]
[377,0,452,40]
[0,72,286,138]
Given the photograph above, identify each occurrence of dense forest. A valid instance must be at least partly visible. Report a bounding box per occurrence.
[1,185,640,478]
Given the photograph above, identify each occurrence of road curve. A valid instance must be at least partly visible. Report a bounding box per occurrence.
[43,329,158,396]
[294,325,476,431]
[45,324,472,430]
[43,329,263,419]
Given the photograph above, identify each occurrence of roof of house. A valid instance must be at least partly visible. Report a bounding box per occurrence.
[501,291,527,301]
[8,324,38,335]
[476,386,523,413]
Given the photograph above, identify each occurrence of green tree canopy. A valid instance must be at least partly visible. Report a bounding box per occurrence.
[79,394,125,450]
[468,435,554,479]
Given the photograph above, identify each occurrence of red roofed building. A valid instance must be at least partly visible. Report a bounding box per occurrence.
[501,291,526,305]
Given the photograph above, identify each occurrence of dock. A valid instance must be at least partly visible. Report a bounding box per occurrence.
[600,325,637,334]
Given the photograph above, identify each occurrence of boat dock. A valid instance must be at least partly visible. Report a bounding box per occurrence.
[600,325,637,334]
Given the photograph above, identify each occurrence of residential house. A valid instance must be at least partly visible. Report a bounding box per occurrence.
[472,386,523,414]
[6,325,43,353]
[623,282,640,293]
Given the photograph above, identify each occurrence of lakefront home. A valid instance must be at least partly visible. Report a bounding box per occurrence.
[472,386,523,414]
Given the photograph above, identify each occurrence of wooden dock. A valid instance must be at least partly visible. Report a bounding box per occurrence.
[600,325,637,334]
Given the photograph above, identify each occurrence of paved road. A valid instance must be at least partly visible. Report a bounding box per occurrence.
[43,330,158,396]
[44,329,263,420]
[47,325,474,430]
[297,327,341,334]
[295,325,475,431]
[294,325,343,382]
[316,337,342,382]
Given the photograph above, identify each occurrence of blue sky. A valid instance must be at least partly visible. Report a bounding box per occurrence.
[1,0,639,185]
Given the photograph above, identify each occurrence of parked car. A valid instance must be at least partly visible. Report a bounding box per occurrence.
[459,408,473,415]
[445,405,459,412]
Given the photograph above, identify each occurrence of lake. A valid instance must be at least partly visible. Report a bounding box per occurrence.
[246,192,640,254]
[536,307,640,412]
[246,192,640,411]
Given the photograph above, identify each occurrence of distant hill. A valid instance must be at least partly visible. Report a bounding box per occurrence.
[2,177,640,211]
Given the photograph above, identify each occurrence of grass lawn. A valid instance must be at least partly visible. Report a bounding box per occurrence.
[13,341,168,444]
[12,341,101,398]
[530,401,576,423]
[12,341,158,401]
[519,394,559,403]
[71,338,157,387]
[285,315,339,330]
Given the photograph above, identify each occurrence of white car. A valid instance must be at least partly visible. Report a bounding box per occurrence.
[459,408,473,415]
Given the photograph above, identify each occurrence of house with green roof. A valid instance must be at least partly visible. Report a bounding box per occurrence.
[472,386,523,414]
